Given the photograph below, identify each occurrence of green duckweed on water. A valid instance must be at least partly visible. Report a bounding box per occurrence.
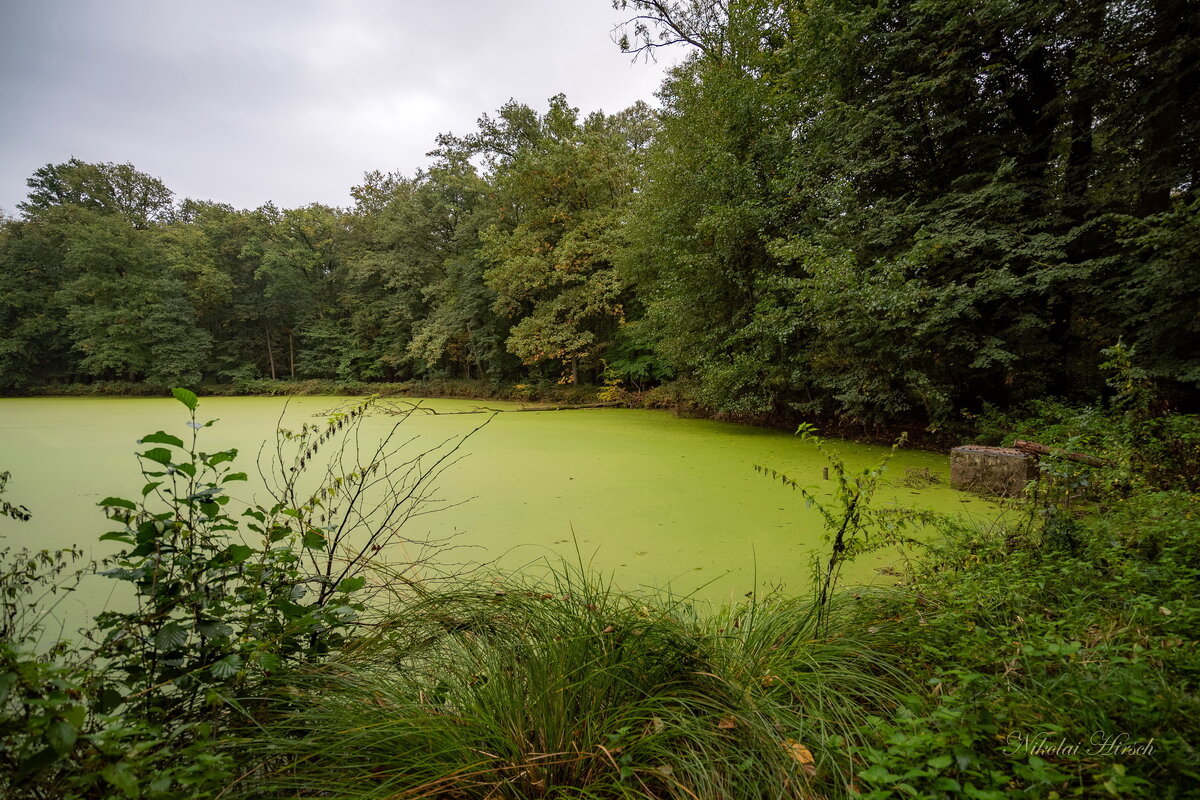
[0,396,999,617]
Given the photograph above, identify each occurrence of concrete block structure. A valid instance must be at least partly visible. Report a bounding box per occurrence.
[950,445,1037,497]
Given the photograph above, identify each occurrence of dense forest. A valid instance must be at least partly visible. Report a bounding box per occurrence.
[2,0,1197,425]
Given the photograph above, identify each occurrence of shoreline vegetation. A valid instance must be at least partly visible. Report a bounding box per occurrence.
[2,390,1198,798]
[1,378,967,451]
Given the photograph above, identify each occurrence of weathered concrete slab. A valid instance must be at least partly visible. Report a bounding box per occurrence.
[950,445,1037,497]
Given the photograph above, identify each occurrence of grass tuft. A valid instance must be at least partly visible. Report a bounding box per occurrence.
[241,564,910,799]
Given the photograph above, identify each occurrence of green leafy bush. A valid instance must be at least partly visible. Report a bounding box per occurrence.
[855,490,1200,798]
[1,390,485,798]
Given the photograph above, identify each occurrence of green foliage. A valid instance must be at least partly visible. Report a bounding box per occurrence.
[1,391,485,797]
[976,384,1200,496]
[756,425,926,628]
[91,390,359,715]
[857,490,1200,797]
[346,160,507,381]
[603,320,673,390]
[19,158,174,228]
[242,565,909,799]
[474,95,642,384]
[8,5,1195,423]
[0,471,32,523]
[0,477,97,794]
[618,0,1200,423]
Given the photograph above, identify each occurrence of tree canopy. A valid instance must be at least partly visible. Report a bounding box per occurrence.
[2,1,1195,422]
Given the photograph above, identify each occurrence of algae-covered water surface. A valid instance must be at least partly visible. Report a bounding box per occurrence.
[0,397,998,616]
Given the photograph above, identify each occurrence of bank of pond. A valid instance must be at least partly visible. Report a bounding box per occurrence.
[1,395,1196,798]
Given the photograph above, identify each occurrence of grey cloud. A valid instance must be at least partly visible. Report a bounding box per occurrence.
[0,0,682,214]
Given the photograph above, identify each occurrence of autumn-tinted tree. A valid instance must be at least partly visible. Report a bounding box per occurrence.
[475,95,640,383]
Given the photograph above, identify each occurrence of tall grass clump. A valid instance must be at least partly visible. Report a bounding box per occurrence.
[243,564,911,799]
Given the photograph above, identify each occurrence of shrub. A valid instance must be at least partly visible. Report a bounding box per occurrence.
[1,390,487,798]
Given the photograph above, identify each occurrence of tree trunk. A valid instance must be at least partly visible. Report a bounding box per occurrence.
[265,328,276,380]
[1064,85,1095,220]
[288,330,295,380]
[1136,0,1184,216]
[467,325,486,381]
[1012,439,1112,468]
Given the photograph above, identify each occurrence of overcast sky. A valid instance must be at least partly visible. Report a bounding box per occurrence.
[0,1,683,214]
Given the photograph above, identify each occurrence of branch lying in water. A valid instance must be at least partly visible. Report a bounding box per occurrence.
[316,400,624,417]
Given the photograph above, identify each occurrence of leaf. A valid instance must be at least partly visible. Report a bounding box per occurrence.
[141,447,174,466]
[783,739,816,775]
[928,754,953,770]
[141,481,162,497]
[99,531,135,544]
[302,529,327,550]
[99,497,137,511]
[154,621,188,651]
[197,620,233,639]
[15,746,61,782]
[255,652,281,673]
[139,431,184,448]
[46,720,77,755]
[63,704,85,728]
[717,716,737,730]
[226,544,253,564]
[859,764,898,783]
[93,686,124,714]
[210,654,243,679]
[207,450,237,466]
[337,575,366,593]
[171,387,199,410]
[101,761,139,797]
[222,472,248,483]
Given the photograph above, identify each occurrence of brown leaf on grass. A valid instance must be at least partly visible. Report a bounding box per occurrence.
[717,716,737,729]
[783,739,816,776]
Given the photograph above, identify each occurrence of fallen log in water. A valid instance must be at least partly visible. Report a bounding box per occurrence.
[1012,439,1113,468]
[319,400,625,417]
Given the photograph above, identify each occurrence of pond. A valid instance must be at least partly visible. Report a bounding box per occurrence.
[0,396,999,627]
